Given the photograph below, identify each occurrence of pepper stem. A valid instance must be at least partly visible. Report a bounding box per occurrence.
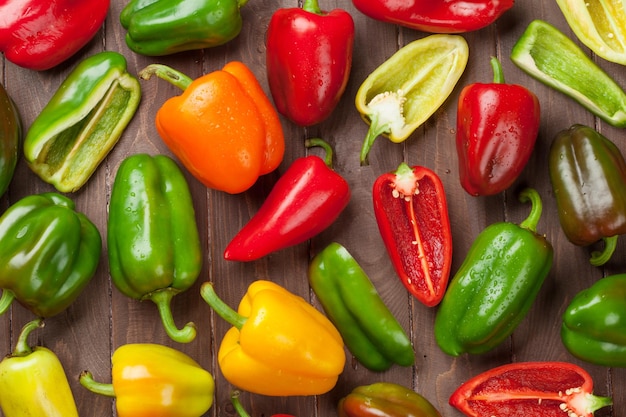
[79,371,116,398]
[582,392,614,413]
[150,289,197,343]
[589,235,618,266]
[490,56,505,84]
[305,138,335,168]
[303,0,322,14]
[238,0,249,8]
[231,391,251,417]
[360,115,392,166]
[518,188,542,233]
[139,64,193,91]
[200,282,247,329]
[13,318,43,357]
[0,290,15,315]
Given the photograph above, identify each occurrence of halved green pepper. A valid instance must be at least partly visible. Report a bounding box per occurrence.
[0,82,21,198]
[562,274,626,368]
[434,188,553,356]
[120,0,249,56]
[0,193,102,317]
[308,242,414,372]
[108,153,202,343]
[24,51,141,193]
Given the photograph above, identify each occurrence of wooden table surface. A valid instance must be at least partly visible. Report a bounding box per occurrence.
[1,1,625,416]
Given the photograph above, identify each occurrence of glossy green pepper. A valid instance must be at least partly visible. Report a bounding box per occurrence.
[108,153,202,343]
[434,188,553,356]
[24,51,141,193]
[0,82,21,198]
[120,0,249,56]
[0,193,102,318]
[562,274,626,368]
[308,242,414,372]
[549,124,626,266]
[0,319,79,417]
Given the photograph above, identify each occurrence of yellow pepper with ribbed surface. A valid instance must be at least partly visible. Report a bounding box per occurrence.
[200,280,346,396]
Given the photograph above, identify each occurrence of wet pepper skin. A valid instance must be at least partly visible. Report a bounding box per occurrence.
[0,82,20,198]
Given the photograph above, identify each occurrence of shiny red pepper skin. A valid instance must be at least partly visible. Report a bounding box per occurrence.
[456,57,540,196]
[266,0,354,126]
[373,163,452,307]
[351,0,514,34]
[0,0,110,71]
[224,139,350,261]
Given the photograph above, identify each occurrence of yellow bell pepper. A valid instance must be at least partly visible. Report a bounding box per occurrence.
[79,343,214,417]
[200,280,346,396]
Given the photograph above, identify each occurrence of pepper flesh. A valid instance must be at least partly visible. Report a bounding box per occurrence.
[107,154,201,343]
[449,361,613,417]
[0,82,21,198]
[266,0,354,126]
[120,0,248,56]
[200,280,345,396]
[373,163,452,307]
[24,51,141,193]
[0,193,102,318]
[80,343,215,417]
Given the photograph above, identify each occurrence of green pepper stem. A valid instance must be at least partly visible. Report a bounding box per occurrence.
[200,282,247,330]
[13,318,43,357]
[589,235,618,266]
[150,289,197,343]
[231,391,251,417]
[138,64,193,91]
[0,290,15,315]
[585,393,614,413]
[79,371,116,398]
[360,115,391,166]
[305,138,335,168]
[238,0,249,8]
[490,56,505,84]
[303,0,322,15]
[518,188,542,233]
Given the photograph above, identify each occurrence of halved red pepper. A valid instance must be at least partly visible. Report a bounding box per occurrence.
[372,163,452,307]
[450,361,613,417]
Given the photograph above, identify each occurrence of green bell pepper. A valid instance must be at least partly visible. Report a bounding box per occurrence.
[0,193,102,317]
[308,242,414,372]
[434,188,553,356]
[549,124,626,266]
[120,0,249,56]
[0,82,21,198]
[24,51,141,193]
[562,274,626,368]
[108,153,202,344]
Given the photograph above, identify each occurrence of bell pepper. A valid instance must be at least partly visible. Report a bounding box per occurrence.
[266,0,354,126]
[0,0,109,71]
[224,139,350,261]
[434,188,553,356]
[351,0,514,34]
[511,19,626,128]
[338,382,442,417]
[79,343,215,417]
[373,163,452,307]
[449,361,613,417]
[200,280,345,396]
[139,61,284,194]
[120,0,248,56]
[456,57,541,196]
[0,319,79,417]
[549,124,626,266]
[308,242,414,372]
[24,51,141,193]
[107,154,202,343]
[562,274,626,367]
[231,391,295,417]
[0,193,101,318]
[0,82,21,198]
[356,34,468,165]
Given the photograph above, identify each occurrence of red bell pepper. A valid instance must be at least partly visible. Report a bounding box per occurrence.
[0,0,110,71]
[450,361,613,417]
[373,163,452,307]
[351,0,514,34]
[456,57,541,196]
[224,138,350,261]
[266,0,354,126]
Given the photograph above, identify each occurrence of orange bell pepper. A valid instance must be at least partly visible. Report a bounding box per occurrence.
[139,61,285,194]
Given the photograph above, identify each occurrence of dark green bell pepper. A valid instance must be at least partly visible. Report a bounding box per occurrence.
[120,0,249,56]
[434,188,553,356]
[108,153,202,343]
[562,274,626,367]
[0,193,102,317]
[549,124,626,266]
[308,242,414,372]
[0,82,21,198]
[24,51,141,193]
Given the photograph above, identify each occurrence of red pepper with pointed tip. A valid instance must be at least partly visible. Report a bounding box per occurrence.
[373,163,452,307]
